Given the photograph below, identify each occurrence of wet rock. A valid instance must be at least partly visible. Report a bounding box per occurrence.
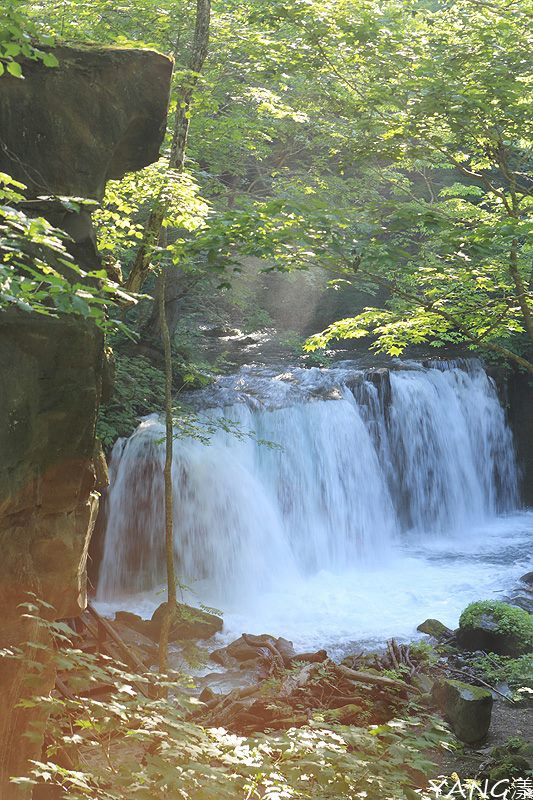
[239,658,262,671]
[417,618,454,640]
[211,633,295,667]
[111,614,158,665]
[432,678,493,743]
[276,637,297,661]
[114,611,151,638]
[115,603,222,643]
[199,687,217,704]
[520,572,533,586]
[204,326,242,338]
[226,635,268,661]
[210,646,238,667]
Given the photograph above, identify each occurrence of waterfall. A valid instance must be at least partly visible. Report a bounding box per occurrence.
[97,359,519,608]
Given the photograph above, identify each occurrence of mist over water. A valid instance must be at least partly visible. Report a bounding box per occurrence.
[96,359,532,650]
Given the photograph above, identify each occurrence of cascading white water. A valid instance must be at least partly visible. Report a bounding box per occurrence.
[96,359,529,648]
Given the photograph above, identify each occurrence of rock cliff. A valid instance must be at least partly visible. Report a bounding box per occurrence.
[0,45,172,796]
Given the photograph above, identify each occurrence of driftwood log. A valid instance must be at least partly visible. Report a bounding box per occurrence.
[196,637,421,734]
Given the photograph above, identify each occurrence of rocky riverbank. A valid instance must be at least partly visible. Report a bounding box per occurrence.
[92,579,532,791]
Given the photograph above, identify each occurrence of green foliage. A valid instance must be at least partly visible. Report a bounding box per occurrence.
[284,0,533,369]
[0,175,135,331]
[23,0,533,375]
[96,352,280,448]
[0,1,58,78]
[470,653,533,693]
[94,159,210,258]
[96,354,166,446]
[9,601,453,800]
[278,329,334,365]
[407,641,439,671]
[488,738,533,782]
[459,601,533,651]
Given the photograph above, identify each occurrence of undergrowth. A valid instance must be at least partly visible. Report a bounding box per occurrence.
[4,598,455,800]
[470,653,533,695]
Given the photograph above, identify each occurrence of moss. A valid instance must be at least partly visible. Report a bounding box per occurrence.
[459,601,533,652]
[432,678,493,743]
[448,679,493,702]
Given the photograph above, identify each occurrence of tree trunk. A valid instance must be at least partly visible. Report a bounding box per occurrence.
[508,238,533,344]
[128,0,211,673]
[158,266,177,675]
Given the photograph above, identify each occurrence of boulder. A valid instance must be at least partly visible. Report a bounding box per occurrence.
[204,326,242,338]
[0,46,172,200]
[276,637,298,662]
[226,636,265,662]
[210,634,297,667]
[199,686,217,704]
[432,678,493,743]
[114,611,152,639]
[520,572,533,586]
[150,602,223,642]
[457,601,533,657]
[412,673,435,694]
[417,618,454,640]
[116,604,223,643]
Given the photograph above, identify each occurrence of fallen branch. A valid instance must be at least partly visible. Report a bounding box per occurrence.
[335,663,415,692]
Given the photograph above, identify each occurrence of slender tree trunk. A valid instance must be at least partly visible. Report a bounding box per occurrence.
[124,0,211,296]
[131,0,210,673]
[496,146,533,346]
[508,240,533,344]
[158,267,177,674]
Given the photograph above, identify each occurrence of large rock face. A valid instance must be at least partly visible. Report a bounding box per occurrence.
[0,46,172,796]
[0,46,172,200]
[0,314,103,618]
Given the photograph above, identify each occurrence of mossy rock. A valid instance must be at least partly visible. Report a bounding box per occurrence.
[489,737,533,782]
[489,756,530,782]
[432,678,493,743]
[457,601,533,656]
[491,737,533,764]
[151,602,223,642]
[417,618,454,640]
[116,603,223,643]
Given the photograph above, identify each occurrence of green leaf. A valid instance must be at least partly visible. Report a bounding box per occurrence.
[6,61,22,78]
